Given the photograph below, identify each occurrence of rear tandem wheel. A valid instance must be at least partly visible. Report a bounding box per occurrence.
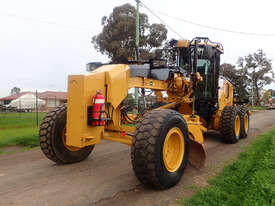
[39,105,94,164]
[238,105,250,138]
[220,106,241,144]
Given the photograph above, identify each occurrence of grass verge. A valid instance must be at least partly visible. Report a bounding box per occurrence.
[181,128,275,206]
[0,127,39,147]
[0,112,46,151]
[0,112,45,129]
[248,105,266,110]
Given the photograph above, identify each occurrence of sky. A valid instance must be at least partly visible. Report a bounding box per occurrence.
[0,0,275,97]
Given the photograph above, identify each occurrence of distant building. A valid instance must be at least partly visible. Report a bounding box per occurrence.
[5,93,45,110]
[0,91,67,111]
[0,92,30,106]
[38,91,67,109]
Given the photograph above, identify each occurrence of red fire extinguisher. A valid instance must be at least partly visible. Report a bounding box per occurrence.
[91,91,105,126]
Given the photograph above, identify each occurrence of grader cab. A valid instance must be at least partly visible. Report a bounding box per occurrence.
[39,37,250,189]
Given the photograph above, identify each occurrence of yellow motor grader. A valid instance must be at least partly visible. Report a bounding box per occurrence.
[39,37,250,189]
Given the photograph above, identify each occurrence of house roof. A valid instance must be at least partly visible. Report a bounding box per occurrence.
[0,92,32,101]
[38,91,67,101]
[0,91,67,101]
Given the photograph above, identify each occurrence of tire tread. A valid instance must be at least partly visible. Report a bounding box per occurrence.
[39,105,94,164]
[39,106,65,163]
[131,109,188,189]
[220,106,240,144]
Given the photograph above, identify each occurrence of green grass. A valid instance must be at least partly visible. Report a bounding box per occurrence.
[249,105,266,110]
[0,112,46,149]
[181,128,275,206]
[0,112,45,129]
[0,127,39,147]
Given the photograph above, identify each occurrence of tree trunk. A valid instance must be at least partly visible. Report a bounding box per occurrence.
[255,83,260,105]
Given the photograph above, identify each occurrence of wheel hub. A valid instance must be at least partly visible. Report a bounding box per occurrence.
[163,127,184,172]
[234,115,241,137]
[244,114,249,133]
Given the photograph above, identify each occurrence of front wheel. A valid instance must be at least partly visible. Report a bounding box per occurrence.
[131,109,189,189]
[39,105,94,164]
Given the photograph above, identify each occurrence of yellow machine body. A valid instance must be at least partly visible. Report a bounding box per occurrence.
[38,37,248,190]
[65,63,234,168]
[211,80,234,130]
[65,38,234,169]
[66,64,172,147]
[66,64,129,147]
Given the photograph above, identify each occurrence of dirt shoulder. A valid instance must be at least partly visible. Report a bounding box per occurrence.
[0,110,275,206]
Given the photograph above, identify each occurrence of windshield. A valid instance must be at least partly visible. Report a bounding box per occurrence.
[196,59,213,99]
[178,48,216,99]
[178,48,190,73]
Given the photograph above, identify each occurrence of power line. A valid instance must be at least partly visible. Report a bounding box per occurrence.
[143,6,275,37]
[0,13,92,32]
[139,1,184,39]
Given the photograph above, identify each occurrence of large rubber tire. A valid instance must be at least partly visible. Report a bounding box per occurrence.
[39,105,94,164]
[239,106,250,138]
[131,109,189,189]
[220,106,241,144]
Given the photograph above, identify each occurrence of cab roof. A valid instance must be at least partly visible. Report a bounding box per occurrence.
[176,39,224,53]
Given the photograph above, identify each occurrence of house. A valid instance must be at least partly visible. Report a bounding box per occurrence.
[38,91,67,109]
[6,93,45,110]
[0,92,30,106]
[0,91,67,111]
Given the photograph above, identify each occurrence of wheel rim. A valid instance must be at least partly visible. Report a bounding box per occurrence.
[244,113,249,133]
[62,128,80,152]
[163,127,184,172]
[234,115,241,137]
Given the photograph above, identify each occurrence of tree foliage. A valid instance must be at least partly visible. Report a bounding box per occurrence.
[238,49,274,105]
[92,3,167,63]
[220,63,249,102]
[10,87,21,95]
[160,40,176,65]
[221,49,274,105]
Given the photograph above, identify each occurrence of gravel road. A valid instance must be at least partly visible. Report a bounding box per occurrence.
[0,110,274,206]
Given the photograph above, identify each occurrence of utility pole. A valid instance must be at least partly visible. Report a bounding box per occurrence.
[251,79,254,107]
[134,0,140,111]
[135,0,140,59]
[36,90,38,127]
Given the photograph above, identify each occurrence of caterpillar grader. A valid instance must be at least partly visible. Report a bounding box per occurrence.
[39,37,250,189]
